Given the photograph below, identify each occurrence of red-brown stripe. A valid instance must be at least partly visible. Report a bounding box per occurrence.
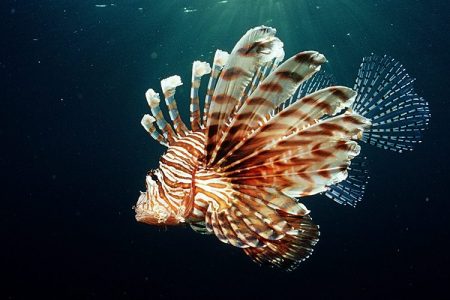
[259,82,283,92]
[335,140,352,151]
[294,52,322,64]
[302,96,332,113]
[221,67,246,81]
[342,115,366,125]
[330,87,350,100]
[246,97,274,108]
[318,168,331,178]
[275,71,304,83]
[319,123,344,132]
[237,41,268,57]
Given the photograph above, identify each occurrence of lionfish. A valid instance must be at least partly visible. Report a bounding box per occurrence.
[134,26,430,270]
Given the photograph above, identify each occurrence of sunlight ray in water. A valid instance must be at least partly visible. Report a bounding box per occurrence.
[168,0,390,71]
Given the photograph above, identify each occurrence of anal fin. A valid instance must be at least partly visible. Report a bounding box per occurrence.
[189,221,212,235]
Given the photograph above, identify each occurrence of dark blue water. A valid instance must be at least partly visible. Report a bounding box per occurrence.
[2,0,449,299]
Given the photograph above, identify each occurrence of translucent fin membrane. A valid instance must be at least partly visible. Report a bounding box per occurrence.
[202,50,229,128]
[275,70,336,115]
[239,61,270,111]
[205,26,284,164]
[352,54,431,152]
[249,48,285,97]
[324,154,369,207]
[297,70,336,101]
[237,55,284,114]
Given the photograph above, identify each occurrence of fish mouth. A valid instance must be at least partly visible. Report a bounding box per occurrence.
[133,192,176,225]
[134,210,146,223]
[135,210,179,226]
[134,204,160,225]
[134,192,152,223]
[135,213,153,224]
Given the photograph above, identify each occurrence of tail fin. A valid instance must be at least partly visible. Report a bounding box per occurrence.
[351,54,431,152]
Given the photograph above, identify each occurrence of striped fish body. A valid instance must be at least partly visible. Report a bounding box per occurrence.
[135,131,205,225]
[135,26,429,270]
[135,130,247,225]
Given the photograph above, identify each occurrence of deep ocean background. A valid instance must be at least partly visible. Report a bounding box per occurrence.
[2,0,449,299]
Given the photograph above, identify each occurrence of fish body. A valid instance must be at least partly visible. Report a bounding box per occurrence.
[134,26,430,270]
[135,131,205,225]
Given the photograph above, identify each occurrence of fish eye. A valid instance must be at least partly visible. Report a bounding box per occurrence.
[148,170,158,182]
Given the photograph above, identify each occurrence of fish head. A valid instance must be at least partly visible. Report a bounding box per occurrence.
[134,169,185,226]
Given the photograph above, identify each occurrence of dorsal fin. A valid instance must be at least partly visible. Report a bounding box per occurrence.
[144,88,176,145]
[161,76,189,137]
[190,61,211,131]
[202,50,230,128]
[141,114,168,147]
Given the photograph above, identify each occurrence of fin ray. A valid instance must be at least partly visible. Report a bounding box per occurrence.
[324,154,369,206]
[211,51,327,165]
[352,54,430,152]
[205,26,283,163]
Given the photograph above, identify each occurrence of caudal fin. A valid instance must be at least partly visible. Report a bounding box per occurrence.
[351,54,430,152]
